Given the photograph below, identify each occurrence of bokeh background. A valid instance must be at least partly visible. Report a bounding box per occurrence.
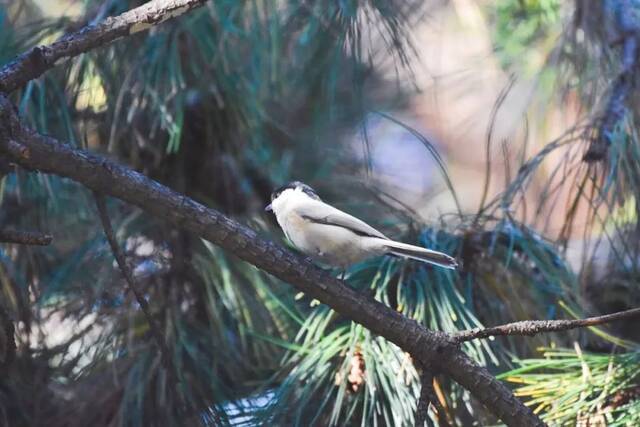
[1,0,639,425]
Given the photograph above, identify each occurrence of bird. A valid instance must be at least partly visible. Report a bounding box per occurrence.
[265,181,458,275]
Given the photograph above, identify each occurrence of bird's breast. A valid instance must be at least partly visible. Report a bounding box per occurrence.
[278,210,382,267]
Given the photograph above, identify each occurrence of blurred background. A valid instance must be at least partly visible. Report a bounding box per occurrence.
[1,0,639,425]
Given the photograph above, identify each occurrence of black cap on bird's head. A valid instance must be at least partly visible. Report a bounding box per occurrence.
[265,181,320,211]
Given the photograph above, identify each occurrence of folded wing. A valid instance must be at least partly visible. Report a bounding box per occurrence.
[295,202,388,239]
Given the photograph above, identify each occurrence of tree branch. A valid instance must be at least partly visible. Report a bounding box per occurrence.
[0,0,208,94]
[0,229,52,246]
[414,369,433,427]
[0,95,543,427]
[454,307,640,342]
[414,366,450,427]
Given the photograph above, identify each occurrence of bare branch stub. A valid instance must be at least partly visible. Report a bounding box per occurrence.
[0,229,53,246]
[454,306,640,342]
[0,0,208,94]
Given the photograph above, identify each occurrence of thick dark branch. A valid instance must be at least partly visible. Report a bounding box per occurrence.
[0,229,52,246]
[0,96,543,427]
[454,307,640,342]
[0,0,207,94]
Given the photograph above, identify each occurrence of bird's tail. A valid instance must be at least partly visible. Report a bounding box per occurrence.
[381,240,458,269]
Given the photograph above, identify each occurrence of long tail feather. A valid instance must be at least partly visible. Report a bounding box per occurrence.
[382,240,458,269]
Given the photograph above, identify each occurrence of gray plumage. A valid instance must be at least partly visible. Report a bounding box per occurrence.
[266,182,458,271]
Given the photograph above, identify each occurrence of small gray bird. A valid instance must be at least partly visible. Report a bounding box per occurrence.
[265,181,458,271]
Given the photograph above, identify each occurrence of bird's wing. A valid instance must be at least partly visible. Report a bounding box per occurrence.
[294,201,388,240]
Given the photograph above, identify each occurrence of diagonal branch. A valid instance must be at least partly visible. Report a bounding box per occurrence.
[94,194,167,360]
[94,193,187,410]
[0,0,208,94]
[0,229,52,246]
[0,95,543,427]
[454,307,640,342]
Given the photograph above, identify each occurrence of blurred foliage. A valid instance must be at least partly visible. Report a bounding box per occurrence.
[491,0,562,72]
[0,0,639,426]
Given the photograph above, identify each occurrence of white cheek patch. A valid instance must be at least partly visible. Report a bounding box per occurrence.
[272,189,297,211]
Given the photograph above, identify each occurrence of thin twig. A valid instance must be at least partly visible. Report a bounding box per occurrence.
[0,229,52,246]
[94,193,185,407]
[454,307,640,342]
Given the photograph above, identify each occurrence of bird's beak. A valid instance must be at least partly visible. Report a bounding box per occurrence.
[264,204,272,212]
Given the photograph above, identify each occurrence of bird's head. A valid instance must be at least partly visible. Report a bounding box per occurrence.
[265,181,320,213]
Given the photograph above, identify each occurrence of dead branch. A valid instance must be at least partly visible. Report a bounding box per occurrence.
[454,306,640,342]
